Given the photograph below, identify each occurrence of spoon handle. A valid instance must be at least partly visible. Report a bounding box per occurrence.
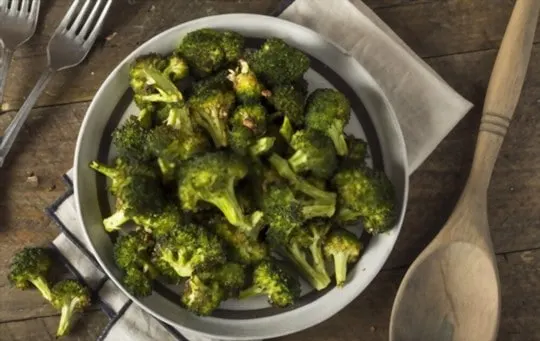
[468,0,540,193]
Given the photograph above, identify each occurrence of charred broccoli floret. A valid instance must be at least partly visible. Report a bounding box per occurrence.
[196,262,246,298]
[113,230,157,278]
[51,279,91,337]
[228,103,268,155]
[188,89,236,148]
[341,135,368,168]
[247,38,310,86]
[111,116,153,162]
[153,223,226,278]
[288,129,338,179]
[89,157,158,194]
[331,166,396,234]
[122,267,153,297]
[191,69,232,96]
[305,89,351,156]
[239,260,301,308]
[8,247,53,302]
[209,215,268,265]
[323,229,363,287]
[163,52,189,81]
[177,151,264,238]
[268,153,336,205]
[227,59,266,103]
[132,203,183,237]
[181,275,225,316]
[266,83,306,127]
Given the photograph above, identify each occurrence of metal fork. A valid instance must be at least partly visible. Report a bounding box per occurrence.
[0,0,41,106]
[0,0,113,167]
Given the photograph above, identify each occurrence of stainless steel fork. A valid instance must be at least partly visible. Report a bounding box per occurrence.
[0,0,41,106]
[0,0,113,167]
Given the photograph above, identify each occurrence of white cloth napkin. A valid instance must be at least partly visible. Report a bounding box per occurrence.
[45,0,473,340]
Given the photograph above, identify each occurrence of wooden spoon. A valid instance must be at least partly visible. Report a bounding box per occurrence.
[389,1,540,341]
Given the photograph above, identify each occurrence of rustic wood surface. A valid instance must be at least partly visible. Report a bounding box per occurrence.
[0,1,539,340]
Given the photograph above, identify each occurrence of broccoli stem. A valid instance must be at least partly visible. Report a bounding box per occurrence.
[141,66,183,103]
[327,120,348,156]
[286,245,330,291]
[309,243,327,279]
[302,204,335,220]
[337,207,362,224]
[287,151,310,174]
[162,249,192,277]
[165,105,193,133]
[194,108,228,147]
[279,116,293,142]
[138,108,153,129]
[103,210,130,232]
[249,137,276,157]
[31,276,53,302]
[332,252,349,287]
[238,285,262,299]
[89,161,119,180]
[56,298,81,337]
[268,154,336,204]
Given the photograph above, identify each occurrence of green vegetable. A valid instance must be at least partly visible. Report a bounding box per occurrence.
[51,279,91,337]
[8,247,53,302]
[323,229,363,287]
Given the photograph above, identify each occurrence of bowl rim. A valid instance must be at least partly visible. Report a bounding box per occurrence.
[73,12,410,340]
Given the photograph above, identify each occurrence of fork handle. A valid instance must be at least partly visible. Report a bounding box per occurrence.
[0,68,54,167]
[0,47,14,109]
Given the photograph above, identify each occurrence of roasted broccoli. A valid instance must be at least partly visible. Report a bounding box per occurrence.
[189,89,236,148]
[278,116,294,143]
[249,136,276,157]
[122,267,154,297]
[89,157,158,195]
[331,166,396,234]
[191,69,232,95]
[163,51,190,81]
[181,275,225,316]
[111,116,153,162]
[305,89,351,156]
[288,129,338,179]
[177,151,264,238]
[8,247,53,302]
[247,38,310,86]
[209,215,268,265]
[269,219,332,291]
[51,279,91,337]
[177,28,244,78]
[239,260,301,308]
[266,83,306,127]
[113,230,157,277]
[197,262,246,298]
[341,135,368,168]
[227,59,266,103]
[153,223,226,277]
[228,103,268,155]
[323,229,363,287]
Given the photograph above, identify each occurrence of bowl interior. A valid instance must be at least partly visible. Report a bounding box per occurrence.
[74,13,409,340]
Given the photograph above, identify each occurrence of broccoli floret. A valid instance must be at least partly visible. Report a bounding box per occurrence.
[111,116,153,162]
[323,229,363,287]
[188,89,236,148]
[163,52,189,81]
[268,153,337,206]
[288,129,338,179]
[239,260,301,308]
[8,247,53,302]
[191,69,232,95]
[161,104,194,134]
[129,53,184,103]
[341,135,368,168]
[133,203,183,237]
[227,59,266,103]
[122,267,154,297]
[331,166,396,234]
[113,230,158,277]
[305,89,351,156]
[89,157,157,195]
[51,280,91,337]
[181,275,225,316]
[153,223,226,277]
[177,28,245,78]
[177,151,264,238]
[247,38,310,86]
[228,103,268,155]
[196,262,246,298]
[266,83,306,127]
[209,215,268,265]
[249,136,276,157]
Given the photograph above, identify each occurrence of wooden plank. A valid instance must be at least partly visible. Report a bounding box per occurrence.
[364,0,439,9]
[273,249,540,341]
[0,310,108,341]
[2,0,539,113]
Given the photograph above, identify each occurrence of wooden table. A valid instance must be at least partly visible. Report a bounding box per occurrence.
[1,1,539,340]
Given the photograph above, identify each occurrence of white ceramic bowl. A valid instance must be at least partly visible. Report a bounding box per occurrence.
[73,13,409,340]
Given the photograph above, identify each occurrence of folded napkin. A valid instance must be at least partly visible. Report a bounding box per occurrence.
[45,0,473,340]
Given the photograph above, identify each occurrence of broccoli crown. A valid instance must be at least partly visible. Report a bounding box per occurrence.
[288,129,338,179]
[129,53,167,92]
[228,103,268,155]
[323,229,363,287]
[227,59,265,103]
[111,116,153,162]
[181,275,225,316]
[239,260,301,308]
[122,267,154,297]
[191,69,232,96]
[188,89,236,148]
[177,28,244,78]
[51,279,91,337]
[177,151,263,237]
[8,247,53,301]
[113,230,156,275]
[342,135,368,167]
[163,52,189,81]
[154,223,226,277]
[133,203,183,237]
[331,166,396,234]
[267,83,306,127]
[247,38,310,86]
[210,215,269,265]
[305,89,351,156]
[262,184,305,244]
[197,262,246,297]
